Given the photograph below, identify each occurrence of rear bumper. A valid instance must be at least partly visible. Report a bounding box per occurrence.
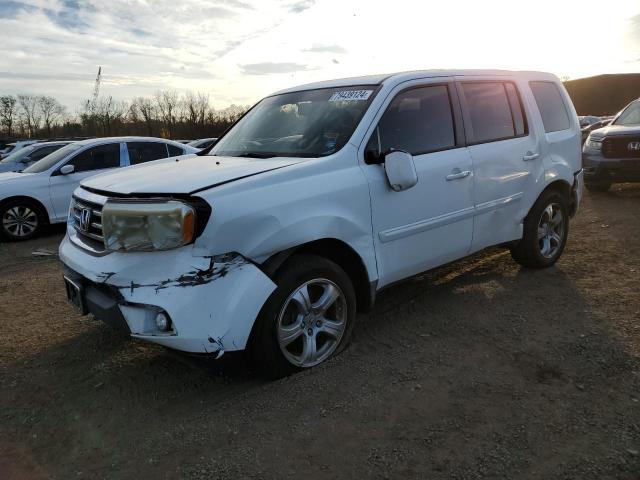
[582,151,640,185]
[59,235,277,354]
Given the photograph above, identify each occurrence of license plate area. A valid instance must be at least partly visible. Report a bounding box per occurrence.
[64,276,88,315]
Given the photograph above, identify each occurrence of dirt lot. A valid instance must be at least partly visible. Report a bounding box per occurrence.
[1,186,639,480]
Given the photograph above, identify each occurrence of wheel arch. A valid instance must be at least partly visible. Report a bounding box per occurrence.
[259,238,375,313]
[0,195,51,224]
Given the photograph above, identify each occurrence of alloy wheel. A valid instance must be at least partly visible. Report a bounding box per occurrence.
[276,278,347,368]
[537,203,564,259]
[2,206,38,237]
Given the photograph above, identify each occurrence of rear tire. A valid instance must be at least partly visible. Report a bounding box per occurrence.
[248,254,356,379]
[0,199,46,241]
[510,189,569,268]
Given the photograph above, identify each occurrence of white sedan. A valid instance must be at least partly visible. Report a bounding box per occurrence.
[0,137,198,240]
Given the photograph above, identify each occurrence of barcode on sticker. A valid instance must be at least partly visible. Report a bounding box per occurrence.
[329,90,373,102]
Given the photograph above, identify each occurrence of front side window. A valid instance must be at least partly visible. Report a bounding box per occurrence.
[210,85,379,158]
[367,85,456,157]
[614,100,640,126]
[461,82,518,143]
[67,143,120,172]
[127,142,169,165]
[529,81,571,133]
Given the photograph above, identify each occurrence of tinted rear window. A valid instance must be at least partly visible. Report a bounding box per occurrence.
[529,81,571,132]
[461,83,515,143]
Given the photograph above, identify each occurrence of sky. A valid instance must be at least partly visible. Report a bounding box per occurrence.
[1,0,639,111]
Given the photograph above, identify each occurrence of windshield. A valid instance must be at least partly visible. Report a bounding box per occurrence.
[22,143,82,173]
[210,85,379,158]
[614,100,640,126]
[0,144,38,164]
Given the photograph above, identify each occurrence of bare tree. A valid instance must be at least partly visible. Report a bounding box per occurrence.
[154,90,179,138]
[96,96,128,135]
[0,95,17,137]
[39,96,66,136]
[17,95,42,138]
[183,92,210,136]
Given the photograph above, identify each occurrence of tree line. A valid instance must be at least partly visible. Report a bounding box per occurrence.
[0,91,251,141]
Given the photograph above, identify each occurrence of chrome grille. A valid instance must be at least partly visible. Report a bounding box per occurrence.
[71,196,105,250]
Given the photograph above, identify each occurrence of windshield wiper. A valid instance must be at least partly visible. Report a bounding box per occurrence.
[235,152,277,159]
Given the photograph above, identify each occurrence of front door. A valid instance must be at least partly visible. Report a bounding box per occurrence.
[361,80,475,288]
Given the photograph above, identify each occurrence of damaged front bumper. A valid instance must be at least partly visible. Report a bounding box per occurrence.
[59,235,276,354]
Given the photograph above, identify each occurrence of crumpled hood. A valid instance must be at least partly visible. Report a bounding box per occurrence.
[81,154,304,195]
[589,124,640,139]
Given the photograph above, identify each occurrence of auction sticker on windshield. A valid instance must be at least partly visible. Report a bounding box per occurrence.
[329,90,373,102]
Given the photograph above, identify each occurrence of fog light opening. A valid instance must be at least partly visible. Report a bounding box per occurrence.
[155,312,172,332]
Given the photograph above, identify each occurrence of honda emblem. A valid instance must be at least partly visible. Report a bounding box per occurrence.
[79,208,91,232]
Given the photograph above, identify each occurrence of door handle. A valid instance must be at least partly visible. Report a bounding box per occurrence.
[523,151,540,161]
[446,169,471,181]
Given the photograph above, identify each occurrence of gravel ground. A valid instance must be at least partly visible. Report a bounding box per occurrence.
[1,185,639,480]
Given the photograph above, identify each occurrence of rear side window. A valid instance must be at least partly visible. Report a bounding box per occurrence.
[370,85,456,156]
[167,144,184,157]
[529,81,570,132]
[127,142,169,165]
[68,144,120,172]
[461,82,525,144]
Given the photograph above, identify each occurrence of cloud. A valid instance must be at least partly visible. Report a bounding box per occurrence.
[239,62,310,75]
[0,1,37,17]
[287,0,315,13]
[303,44,347,54]
[43,0,90,30]
[630,14,640,40]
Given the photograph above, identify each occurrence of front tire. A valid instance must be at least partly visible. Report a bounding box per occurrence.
[0,199,45,241]
[510,189,569,268]
[248,254,356,379]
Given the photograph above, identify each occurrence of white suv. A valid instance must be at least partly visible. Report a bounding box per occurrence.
[60,70,583,377]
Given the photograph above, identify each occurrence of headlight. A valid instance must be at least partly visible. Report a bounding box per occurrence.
[585,136,602,150]
[102,200,196,252]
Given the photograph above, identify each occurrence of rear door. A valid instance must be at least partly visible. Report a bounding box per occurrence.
[361,79,475,287]
[455,77,543,252]
[48,143,122,220]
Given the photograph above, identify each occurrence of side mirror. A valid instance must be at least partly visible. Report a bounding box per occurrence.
[384,150,418,192]
[60,164,75,175]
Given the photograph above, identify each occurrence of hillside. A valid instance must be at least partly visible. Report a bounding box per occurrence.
[564,73,640,116]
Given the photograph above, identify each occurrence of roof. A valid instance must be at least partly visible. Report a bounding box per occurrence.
[272,69,559,95]
[72,136,186,146]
